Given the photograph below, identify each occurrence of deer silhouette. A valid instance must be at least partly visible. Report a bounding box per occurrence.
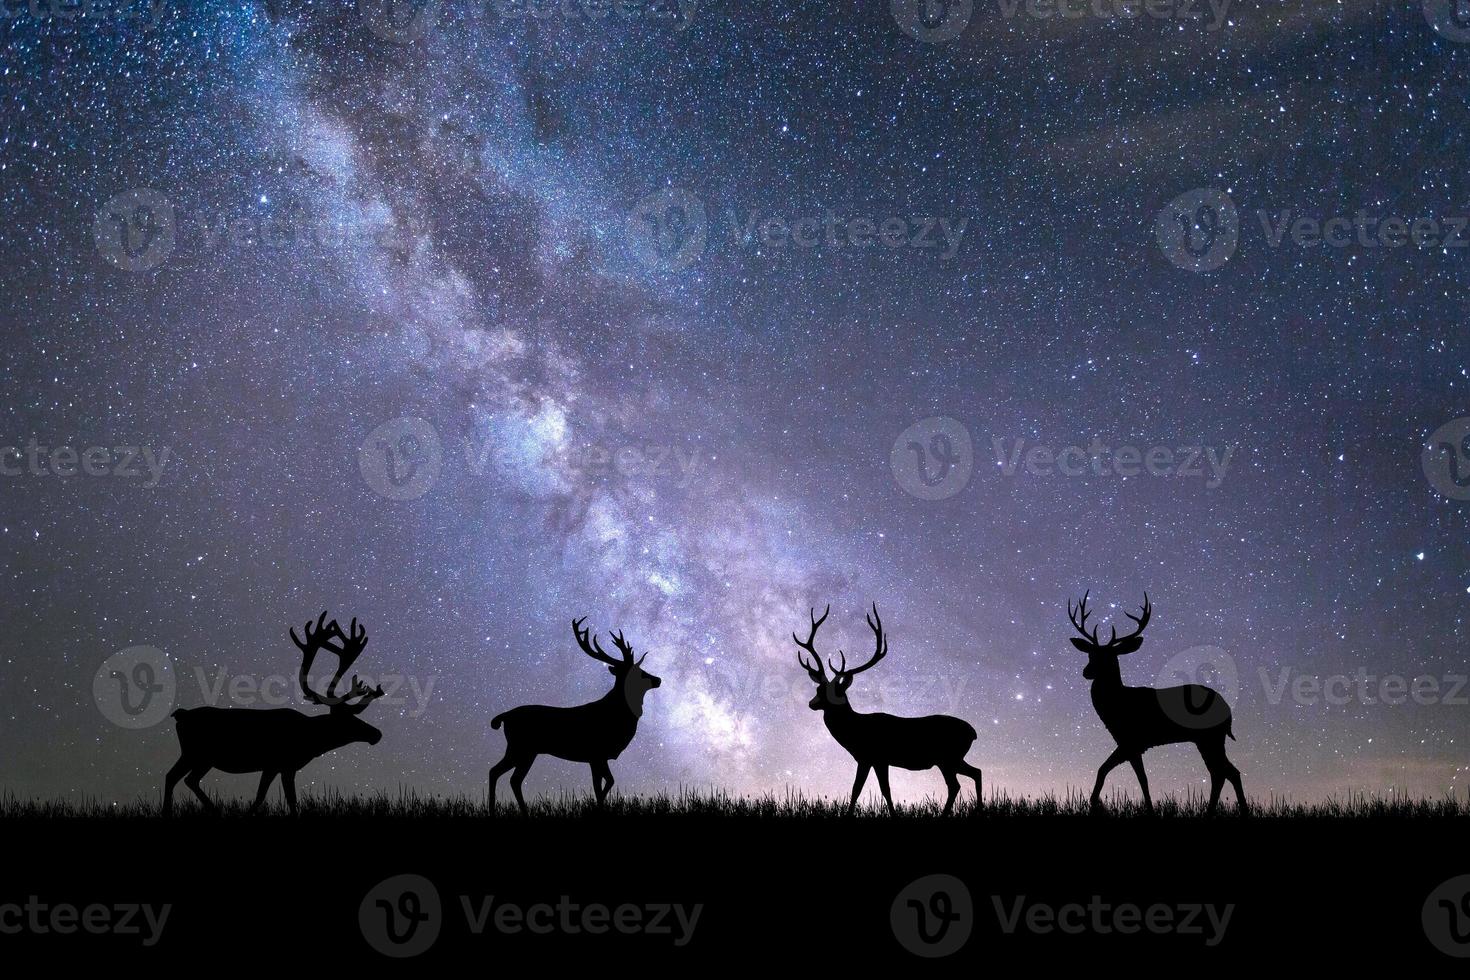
[162,611,386,816]
[489,618,661,816]
[1067,592,1248,816]
[794,604,982,816]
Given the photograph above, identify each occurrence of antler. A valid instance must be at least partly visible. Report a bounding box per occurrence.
[336,674,386,716]
[830,604,887,687]
[607,628,647,666]
[573,617,624,667]
[291,611,347,706]
[834,602,887,678]
[792,605,830,681]
[1067,592,1103,646]
[1068,592,1151,650]
[1120,593,1151,642]
[291,612,375,708]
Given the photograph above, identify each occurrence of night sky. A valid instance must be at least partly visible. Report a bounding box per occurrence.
[4,0,1470,808]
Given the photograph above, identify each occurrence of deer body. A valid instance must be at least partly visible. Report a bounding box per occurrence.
[821,706,978,773]
[170,706,381,775]
[795,605,983,816]
[1068,593,1247,816]
[1088,675,1234,753]
[162,612,387,817]
[489,619,661,815]
[491,681,652,764]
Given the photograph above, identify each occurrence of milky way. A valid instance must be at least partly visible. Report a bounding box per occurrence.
[4,0,1470,807]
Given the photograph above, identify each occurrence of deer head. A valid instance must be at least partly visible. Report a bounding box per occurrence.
[793,604,887,711]
[1067,592,1151,683]
[572,617,661,713]
[289,611,385,745]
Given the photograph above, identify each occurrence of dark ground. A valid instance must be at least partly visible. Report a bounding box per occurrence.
[2,792,1464,964]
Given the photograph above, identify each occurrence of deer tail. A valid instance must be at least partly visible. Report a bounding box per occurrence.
[1227,721,1236,741]
[490,711,508,730]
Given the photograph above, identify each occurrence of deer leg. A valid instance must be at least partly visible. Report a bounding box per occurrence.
[939,766,961,816]
[509,757,535,817]
[280,771,298,815]
[162,758,190,817]
[1214,743,1248,816]
[488,752,516,814]
[183,767,216,814]
[1090,747,1129,810]
[249,771,278,814]
[1201,739,1247,816]
[1206,763,1225,815]
[1127,755,1154,813]
[957,762,983,809]
[591,761,614,805]
[846,762,871,816]
[874,765,896,815]
[1229,764,1248,817]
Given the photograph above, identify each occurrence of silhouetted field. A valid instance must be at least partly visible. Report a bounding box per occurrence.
[3,787,1464,821]
[2,789,1463,964]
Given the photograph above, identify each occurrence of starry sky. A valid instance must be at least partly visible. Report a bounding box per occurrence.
[4,0,1470,807]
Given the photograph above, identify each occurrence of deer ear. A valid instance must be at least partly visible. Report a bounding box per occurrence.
[1113,636,1143,655]
[608,665,618,675]
[1069,638,1096,653]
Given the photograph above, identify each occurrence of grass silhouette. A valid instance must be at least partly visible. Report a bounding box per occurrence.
[3,787,1463,820]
